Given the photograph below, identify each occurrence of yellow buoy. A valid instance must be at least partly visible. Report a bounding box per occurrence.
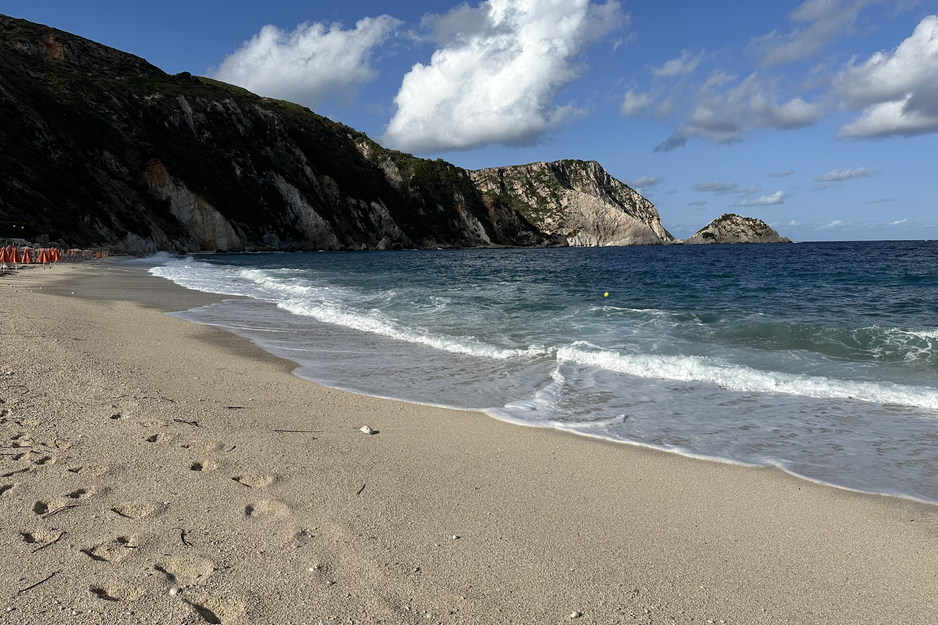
[604,292,609,297]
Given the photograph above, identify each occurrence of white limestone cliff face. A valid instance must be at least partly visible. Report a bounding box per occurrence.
[469,160,674,247]
[681,214,792,244]
[144,159,244,251]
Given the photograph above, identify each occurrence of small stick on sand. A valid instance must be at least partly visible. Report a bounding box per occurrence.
[2,467,32,477]
[32,531,66,553]
[17,571,58,595]
[42,505,78,519]
[176,527,193,547]
[356,484,366,495]
[273,429,320,434]
[173,418,200,427]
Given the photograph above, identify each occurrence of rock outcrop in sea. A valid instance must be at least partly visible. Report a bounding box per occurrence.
[681,214,792,244]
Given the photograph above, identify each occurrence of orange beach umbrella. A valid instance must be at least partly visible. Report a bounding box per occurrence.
[21,248,32,263]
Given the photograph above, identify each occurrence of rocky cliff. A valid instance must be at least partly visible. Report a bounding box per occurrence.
[470,161,674,246]
[0,15,675,253]
[681,214,792,245]
[0,15,554,253]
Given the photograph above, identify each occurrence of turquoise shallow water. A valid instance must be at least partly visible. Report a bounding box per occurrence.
[149,241,938,503]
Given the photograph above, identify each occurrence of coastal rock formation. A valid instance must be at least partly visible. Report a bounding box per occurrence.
[682,214,792,245]
[0,15,547,252]
[470,161,674,246]
[0,15,678,253]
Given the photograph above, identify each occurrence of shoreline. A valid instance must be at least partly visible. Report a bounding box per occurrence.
[155,256,938,508]
[1,261,935,624]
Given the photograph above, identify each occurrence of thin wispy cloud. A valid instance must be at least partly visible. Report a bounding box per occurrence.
[890,218,907,225]
[768,168,795,177]
[735,191,787,206]
[650,50,704,78]
[749,0,879,68]
[688,200,707,207]
[868,197,898,203]
[692,180,761,195]
[628,176,662,192]
[816,167,880,182]
[646,72,822,150]
[383,0,626,153]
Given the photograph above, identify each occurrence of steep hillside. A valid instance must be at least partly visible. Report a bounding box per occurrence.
[0,15,551,252]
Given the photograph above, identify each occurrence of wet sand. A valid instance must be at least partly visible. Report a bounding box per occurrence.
[0,261,935,624]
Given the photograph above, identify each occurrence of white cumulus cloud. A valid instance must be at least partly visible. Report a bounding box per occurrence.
[383,0,625,153]
[211,16,401,108]
[834,15,938,138]
[735,191,787,206]
[890,218,907,225]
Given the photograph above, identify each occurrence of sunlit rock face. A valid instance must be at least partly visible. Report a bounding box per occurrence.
[470,160,674,247]
[681,214,792,245]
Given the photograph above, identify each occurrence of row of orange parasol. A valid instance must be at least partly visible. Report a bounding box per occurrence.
[0,247,62,264]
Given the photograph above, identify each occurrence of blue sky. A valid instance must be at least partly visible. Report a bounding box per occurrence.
[5,0,937,241]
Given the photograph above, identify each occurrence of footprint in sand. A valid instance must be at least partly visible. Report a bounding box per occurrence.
[232,474,274,488]
[155,556,216,585]
[111,502,164,520]
[42,439,72,450]
[33,498,70,516]
[184,593,245,624]
[10,433,32,448]
[89,584,145,602]
[21,528,64,546]
[67,464,108,478]
[32,455,56,466]
[145,433,171,444]
[0,483,15,497]
[244,499,290,520]
[66,486,98,500]
[182,441,227,453]
[189,460,218,472]
[81,535,139,563]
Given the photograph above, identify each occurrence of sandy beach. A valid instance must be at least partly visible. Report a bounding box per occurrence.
[0,260,935,625]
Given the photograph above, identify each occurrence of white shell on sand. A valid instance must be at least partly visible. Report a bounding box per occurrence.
[360,426,375,435]
[570,611,582,619]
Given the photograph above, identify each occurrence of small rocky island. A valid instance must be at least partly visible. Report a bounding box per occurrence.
[681,214,792,245]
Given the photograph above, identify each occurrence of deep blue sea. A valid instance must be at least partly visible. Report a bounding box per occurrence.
[148,241,938,503]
